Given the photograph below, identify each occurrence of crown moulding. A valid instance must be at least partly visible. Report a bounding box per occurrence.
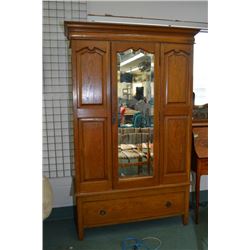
[64,21,200,44]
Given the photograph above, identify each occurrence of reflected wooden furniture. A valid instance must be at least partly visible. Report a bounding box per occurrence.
[192,125,208,224]
[118,132,152,176]
[193,103,208,117]
[64,21,199,240]
[124,107,140,116]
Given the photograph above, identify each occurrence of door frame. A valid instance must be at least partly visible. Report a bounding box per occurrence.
[111,41,161,189]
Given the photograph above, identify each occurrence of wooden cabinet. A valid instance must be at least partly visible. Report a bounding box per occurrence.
[65,21,199,240]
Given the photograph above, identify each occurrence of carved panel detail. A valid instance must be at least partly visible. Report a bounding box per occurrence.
[164,50,190,104]
[76,47,106,106]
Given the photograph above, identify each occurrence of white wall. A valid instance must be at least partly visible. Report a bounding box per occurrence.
[87,1,208,29]
[49,177,74,208]
[43,1,87,208]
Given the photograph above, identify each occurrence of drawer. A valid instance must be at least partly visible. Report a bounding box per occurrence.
[82,192,185,227]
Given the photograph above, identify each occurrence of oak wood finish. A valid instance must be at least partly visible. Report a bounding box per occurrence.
[64,21,198,44]
[160,43,193,186]
[72,40,112,194]
[83,192,184,227]
[77,185,189,228]
[192,126,208,224]
[65,21,199,240]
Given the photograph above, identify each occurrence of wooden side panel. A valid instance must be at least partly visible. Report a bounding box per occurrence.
[79,119,106,181]
[166,52,189,104]
[161,44,192,111]
[79,51,103,105]
[160,43,193,185]
[76,45,107,107]
[163,117,188,174]
[72,40,112,193]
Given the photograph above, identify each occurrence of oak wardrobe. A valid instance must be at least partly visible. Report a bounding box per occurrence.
[64,21,199,240]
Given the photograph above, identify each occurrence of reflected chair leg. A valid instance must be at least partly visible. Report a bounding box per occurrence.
[147,157,150,175]
[138,157,142,175]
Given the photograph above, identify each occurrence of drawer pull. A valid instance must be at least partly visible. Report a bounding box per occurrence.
[165,201,172,208]
[99,209,107,216]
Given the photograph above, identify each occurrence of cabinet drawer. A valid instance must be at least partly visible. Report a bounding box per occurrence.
[82,192,185,227]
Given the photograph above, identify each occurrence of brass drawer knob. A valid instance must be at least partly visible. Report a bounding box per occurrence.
[165,201,172,208]
[99,209,107,216]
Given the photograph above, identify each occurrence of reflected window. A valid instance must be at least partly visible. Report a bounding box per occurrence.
[193,32,208,105]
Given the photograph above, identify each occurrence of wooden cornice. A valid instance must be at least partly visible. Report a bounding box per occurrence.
[64,21,200,44]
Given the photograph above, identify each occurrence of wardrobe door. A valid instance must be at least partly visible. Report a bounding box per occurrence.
[111,42,160,189]
[71,40,112,193]
[160,43,193,185]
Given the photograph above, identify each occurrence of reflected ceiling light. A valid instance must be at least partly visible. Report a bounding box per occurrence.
[120,53,144,67]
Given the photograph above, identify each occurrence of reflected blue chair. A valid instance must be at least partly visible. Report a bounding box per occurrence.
[133,113,147,128]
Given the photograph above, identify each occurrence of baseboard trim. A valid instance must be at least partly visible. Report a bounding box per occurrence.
[44,190,208,221]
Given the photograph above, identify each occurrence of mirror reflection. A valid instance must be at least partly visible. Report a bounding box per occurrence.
[117,49,154,178]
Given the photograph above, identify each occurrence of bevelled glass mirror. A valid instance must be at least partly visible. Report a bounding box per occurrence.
[117,49,154,179]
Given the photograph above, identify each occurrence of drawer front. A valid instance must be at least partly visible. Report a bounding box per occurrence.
[82,192,185,226]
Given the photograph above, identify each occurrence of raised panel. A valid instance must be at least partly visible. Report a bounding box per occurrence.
[166,51,188,104]
[163,117,188,174]
[76,45,107,107]
[80,51,103,104]
[161,44,192,107]
[78,119,107,182]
